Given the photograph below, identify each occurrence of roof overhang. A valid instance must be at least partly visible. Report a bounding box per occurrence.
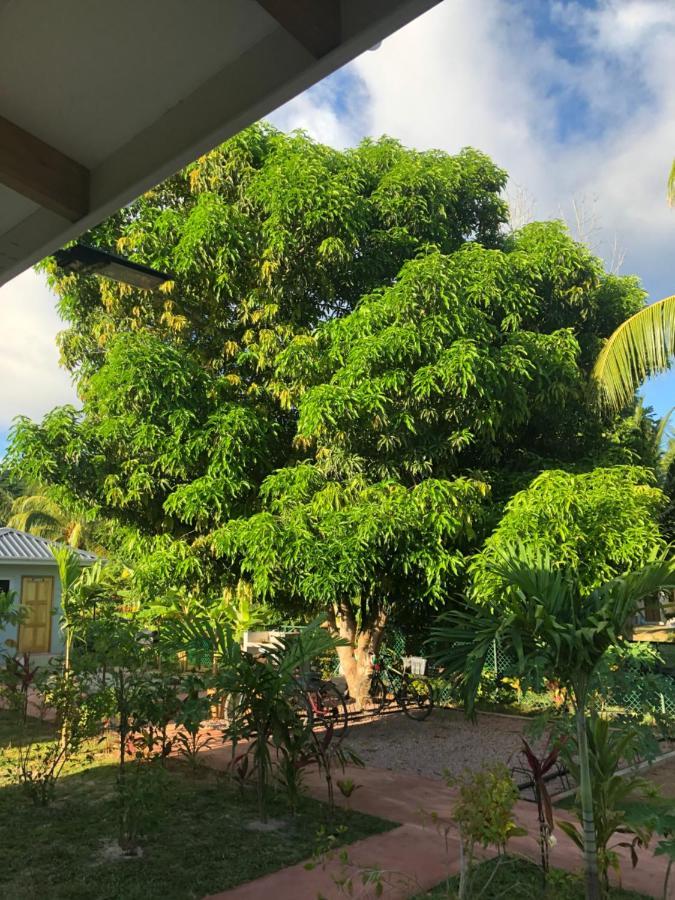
[0,0,441,288]
[0,558,60,567]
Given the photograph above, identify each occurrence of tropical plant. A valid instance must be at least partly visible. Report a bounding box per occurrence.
[592,293,675,410]
[559,716,654,896]
[157,600,343,813]
[652,810,675,900]
[0,652,40,723]
[51,546,104,739]
[126,671,182,764]
[430,544,675,900]
[305,722,363,817]
[117,753,168,855]
[8,490,95,549]
[3,671,102,807]
[210,617,344,820]
[7,739,71,807]
[447,763,526,900]
[472,466,666,601]
[669,159,675,207]
[520,737,563,876]
[173,673,214,770]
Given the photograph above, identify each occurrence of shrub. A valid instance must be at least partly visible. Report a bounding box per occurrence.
[446,763,526,900]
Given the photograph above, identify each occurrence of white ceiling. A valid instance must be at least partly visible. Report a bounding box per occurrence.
[0,0,441,286]
[0,0,274,167]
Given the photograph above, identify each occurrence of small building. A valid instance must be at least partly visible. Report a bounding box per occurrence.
[0,527,98,660]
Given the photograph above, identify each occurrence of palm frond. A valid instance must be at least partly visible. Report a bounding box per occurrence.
[429,603,503,715]
[592,294,675,410]
[486,544,572,608]
[8,494,66,539]
[267,616,346,676]
[655,406,675,450]
[50,546,83,597]
[595,559,675,623]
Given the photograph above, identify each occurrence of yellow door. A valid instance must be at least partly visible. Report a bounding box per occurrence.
[18,576,54,653]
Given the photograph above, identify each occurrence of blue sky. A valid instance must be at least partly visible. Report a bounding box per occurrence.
[1,0,675,456]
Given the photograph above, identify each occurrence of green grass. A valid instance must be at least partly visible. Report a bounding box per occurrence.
[0,711,393,899]
[0,709,54,746]
[415,856,651,899]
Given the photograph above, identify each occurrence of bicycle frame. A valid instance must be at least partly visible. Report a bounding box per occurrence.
[370,654,406,705]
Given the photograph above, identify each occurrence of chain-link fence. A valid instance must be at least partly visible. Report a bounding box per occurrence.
[380,631,675,725]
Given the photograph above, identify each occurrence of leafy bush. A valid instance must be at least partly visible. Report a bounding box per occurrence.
[446,763,526,900]
[3,739,70,806]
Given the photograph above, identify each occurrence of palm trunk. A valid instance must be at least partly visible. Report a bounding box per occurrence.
[575,702,601,900]
[329,603,386,709]
[59,628,73,751]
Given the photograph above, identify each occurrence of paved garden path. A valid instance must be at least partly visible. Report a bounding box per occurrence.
[198,750,673,899]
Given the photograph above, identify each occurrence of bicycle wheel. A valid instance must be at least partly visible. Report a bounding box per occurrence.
[290,686,314,731]
[367,675,387,715]
[400,675,433,721]
[313,681,349,743]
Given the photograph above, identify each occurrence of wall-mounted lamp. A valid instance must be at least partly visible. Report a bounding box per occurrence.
[54,244,171,290]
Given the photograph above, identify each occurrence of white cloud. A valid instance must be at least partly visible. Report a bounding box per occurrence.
[274,0,675,296]
[0,270,77,432]
[559,0,675,52]
[270,73,369,148]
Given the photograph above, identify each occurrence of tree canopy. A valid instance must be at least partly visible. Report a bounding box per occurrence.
[6,123,663,698]
[471,467,666,607]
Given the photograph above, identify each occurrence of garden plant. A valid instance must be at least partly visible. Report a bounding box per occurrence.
[431,544,675,900]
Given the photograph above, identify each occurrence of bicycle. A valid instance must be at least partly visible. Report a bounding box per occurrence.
[368,652,434,721]
[293,670,349,743]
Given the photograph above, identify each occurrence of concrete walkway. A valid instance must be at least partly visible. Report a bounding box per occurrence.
[205,824,461,900]
[198,750,673,899]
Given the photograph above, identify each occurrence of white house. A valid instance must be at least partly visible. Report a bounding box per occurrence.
[0,527,97,660]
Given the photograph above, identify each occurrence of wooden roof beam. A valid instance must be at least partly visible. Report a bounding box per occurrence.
[256,0,342,58]
[0,115,89,222]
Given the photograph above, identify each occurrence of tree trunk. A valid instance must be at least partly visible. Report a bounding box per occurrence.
[575,704,601,900]
[329,603,386,709]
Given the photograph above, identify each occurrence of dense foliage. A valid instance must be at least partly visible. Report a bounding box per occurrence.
[472,466,666,604]
[6,123,661,697]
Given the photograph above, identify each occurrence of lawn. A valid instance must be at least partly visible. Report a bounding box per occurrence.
[415,856,651,899]
[0,711,393,900]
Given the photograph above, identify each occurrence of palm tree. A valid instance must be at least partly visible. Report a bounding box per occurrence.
[8,491,93,549]
[596,160,675,407]
[592,294,675,411]
[430,545,675,900]
[51,546,103,749]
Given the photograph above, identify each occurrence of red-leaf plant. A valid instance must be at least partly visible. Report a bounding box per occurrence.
[521,737,565,875]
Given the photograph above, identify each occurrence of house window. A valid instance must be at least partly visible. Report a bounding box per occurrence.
[0,579,9,595]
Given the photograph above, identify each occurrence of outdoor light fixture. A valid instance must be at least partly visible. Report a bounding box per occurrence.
[53,243,171,290]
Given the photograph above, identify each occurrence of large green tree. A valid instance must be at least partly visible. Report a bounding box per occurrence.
[7,124,655,698]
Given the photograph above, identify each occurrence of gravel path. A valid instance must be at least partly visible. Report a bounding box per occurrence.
[344,708,545,780]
